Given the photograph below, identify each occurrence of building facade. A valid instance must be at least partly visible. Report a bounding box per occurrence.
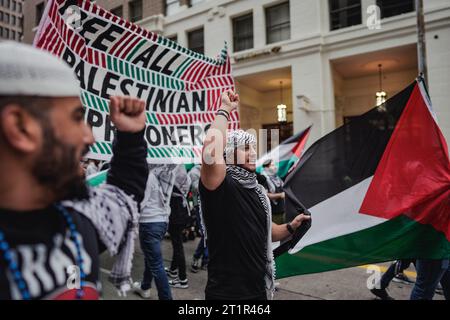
[22,0,450,147]
[0,0,23,41]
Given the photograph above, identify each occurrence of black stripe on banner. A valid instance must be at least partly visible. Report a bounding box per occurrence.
[284,81,416,220]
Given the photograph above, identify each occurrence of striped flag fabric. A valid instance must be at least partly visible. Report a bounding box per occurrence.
[256,126,312,179]
[34,0,237,163]
[276,78,450,279]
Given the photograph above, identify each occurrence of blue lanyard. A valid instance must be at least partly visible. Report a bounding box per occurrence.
[0,204,86,300]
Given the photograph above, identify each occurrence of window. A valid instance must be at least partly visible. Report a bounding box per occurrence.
[110,5,123,18]
[5,28,9,39]
[12,15,15,26]
[165,0,180,16]
[5,0,9,9]
[18,2,21,13]
[36,2,44,26]
[188,28,204,55]
[12,0,15,11]
[129,0,142,22]
[5,13,9,23]
[233,13,253,52]
[329,0,362,31]
[0,27,2,38]
[0,12,3,22]
[376,0,414,19]
[265,2,290,44]
[11,30,15,40]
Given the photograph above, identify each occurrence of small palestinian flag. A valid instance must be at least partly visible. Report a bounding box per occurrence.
[257,126,311,178]
[276,78,450,279]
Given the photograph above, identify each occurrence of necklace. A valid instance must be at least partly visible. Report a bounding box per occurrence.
[0,203,85,300]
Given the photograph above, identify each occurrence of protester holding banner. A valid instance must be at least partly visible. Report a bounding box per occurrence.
[0,42,148,300]
[199,90,310,300]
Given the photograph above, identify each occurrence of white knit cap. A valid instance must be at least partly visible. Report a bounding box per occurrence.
[0,41,80,97]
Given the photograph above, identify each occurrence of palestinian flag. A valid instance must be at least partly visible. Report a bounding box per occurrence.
[276,78,450,279]
[256,126,311,178]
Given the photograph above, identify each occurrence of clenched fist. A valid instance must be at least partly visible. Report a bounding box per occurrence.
[109,96,146,133]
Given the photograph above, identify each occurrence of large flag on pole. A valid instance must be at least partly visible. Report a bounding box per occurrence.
[34,0,237,163]
[276,78,450,278]
[256,126,312,179]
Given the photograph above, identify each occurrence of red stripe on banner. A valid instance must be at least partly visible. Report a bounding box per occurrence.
[94,49,99,66]
[36,24,50,48]
[46,29,58,52]
[193,63,211,84]
[101,52,107,68]
[191,62,207,83]
[156,114,164,124]
[53,35,64,56]
[37,25,51,49]
[182,60,200,82]
[110,31,131,56]
[75,37,84,56]
[56,39,65,56]
[190,61,206,83]
[121,36,141,59]
[82,0,90,11]
[105,11,112,20]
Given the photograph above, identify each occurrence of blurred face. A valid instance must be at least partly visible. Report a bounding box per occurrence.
[32,97,94,201]
[235,143,257,172]
[268,161,277,174]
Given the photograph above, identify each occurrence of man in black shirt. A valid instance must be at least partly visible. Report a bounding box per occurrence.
[200,90,310,300]
[0,42,148,299]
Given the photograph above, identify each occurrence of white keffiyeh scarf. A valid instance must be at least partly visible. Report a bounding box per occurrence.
[224,130,276,300]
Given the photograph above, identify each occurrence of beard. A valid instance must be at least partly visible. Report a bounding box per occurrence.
[32,123,90,202]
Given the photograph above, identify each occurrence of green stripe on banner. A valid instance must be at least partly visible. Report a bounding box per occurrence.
[102,142,111,154]
[126,39,146,61]
[119,60,124,75]
[96,142,106,154]
[96,96,104,112]
[173,58,191,78]
[107,55,112,70]
[152,113,159,125]
[275,215,450,279]
[90,144,98,153]
[155,148,164,158]
[131,65,135,78]
[113,56,119,73]
[124,62,130,77]
[89,94,98,111]
[151,72,155,85]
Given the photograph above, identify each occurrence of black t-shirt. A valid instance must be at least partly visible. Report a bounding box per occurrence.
[0,206,101,300]
[199,174,268,300]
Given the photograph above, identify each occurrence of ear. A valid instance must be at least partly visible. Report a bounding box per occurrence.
[0,105,43,153]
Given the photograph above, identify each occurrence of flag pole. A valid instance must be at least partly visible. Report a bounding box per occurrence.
[416,0,428,87]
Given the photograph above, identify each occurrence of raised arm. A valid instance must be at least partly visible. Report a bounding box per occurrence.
[201,90,239,190]
[106,96,149,203]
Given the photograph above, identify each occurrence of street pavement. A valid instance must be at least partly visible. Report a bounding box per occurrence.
[99,236,444,300]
